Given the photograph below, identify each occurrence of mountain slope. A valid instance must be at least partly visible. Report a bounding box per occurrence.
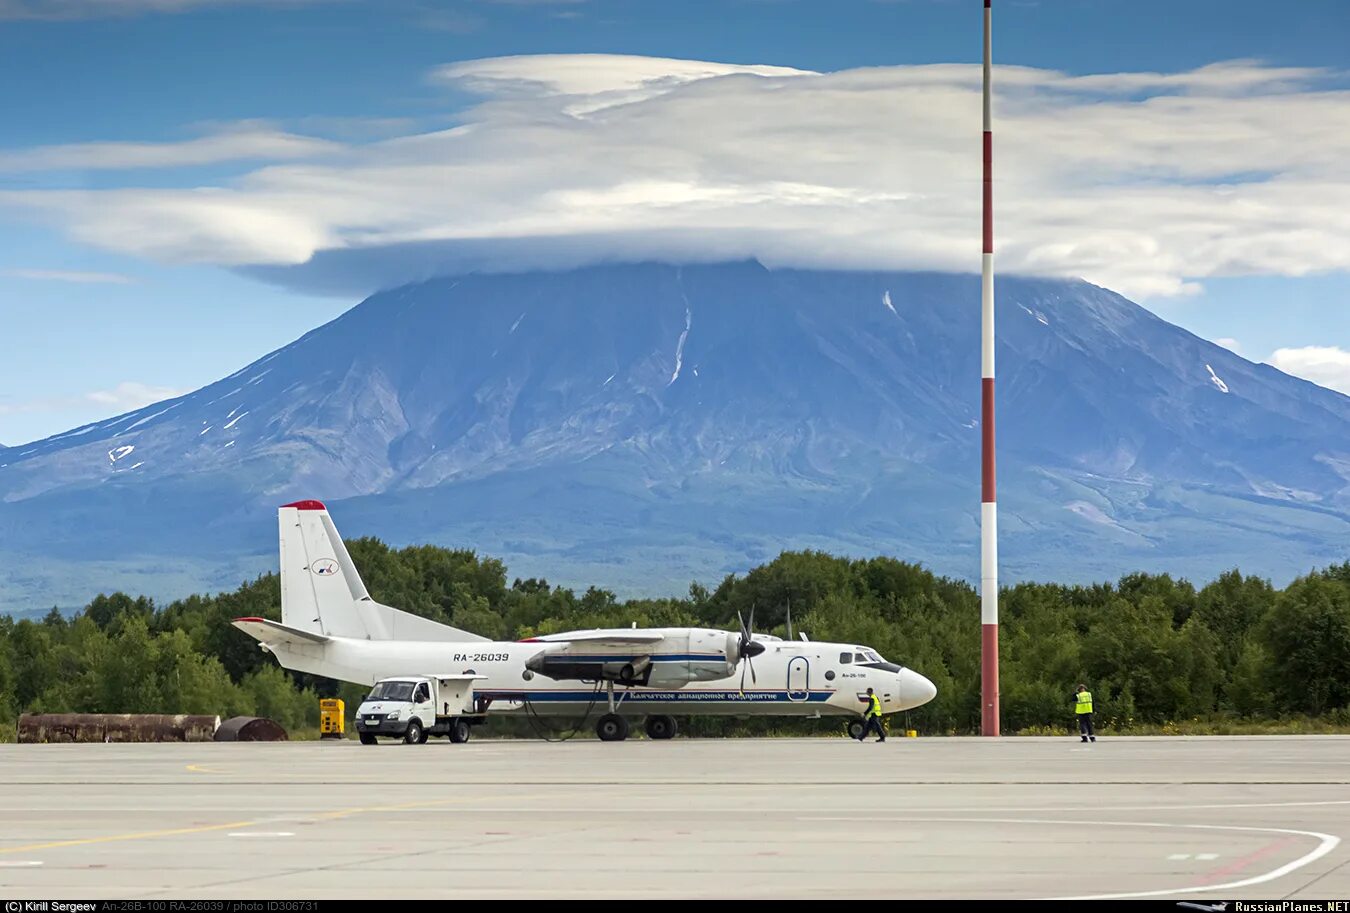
[2,261,1347,612]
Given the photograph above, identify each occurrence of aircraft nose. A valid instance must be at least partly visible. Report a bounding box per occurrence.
[898,669,938,708]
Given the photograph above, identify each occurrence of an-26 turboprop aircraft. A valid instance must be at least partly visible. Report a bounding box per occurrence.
[233,500,938,741]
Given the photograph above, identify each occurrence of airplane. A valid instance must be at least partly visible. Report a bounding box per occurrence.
[233,500,938,741]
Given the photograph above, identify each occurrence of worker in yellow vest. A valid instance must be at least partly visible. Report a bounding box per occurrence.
[857,687,886,742]
[1074,684,1096,743]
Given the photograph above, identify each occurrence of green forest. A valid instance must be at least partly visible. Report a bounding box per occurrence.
[2,539,1349,739]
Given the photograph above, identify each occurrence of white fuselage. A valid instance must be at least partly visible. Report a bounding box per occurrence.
[262,631,937,719]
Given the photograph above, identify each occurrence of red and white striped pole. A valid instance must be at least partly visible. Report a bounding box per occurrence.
[980,0,1001,737]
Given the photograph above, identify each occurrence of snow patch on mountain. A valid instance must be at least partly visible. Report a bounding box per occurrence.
[669,307,691,385]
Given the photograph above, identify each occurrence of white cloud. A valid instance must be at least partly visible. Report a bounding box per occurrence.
[1213,337,1244,356]
[83,381,188,408]
[3,54,1350,298]
[428,53,812,100]
[0,124,341,171]
[2,268,134,283]
[0,381,188,416]
[1268,346,1350,395]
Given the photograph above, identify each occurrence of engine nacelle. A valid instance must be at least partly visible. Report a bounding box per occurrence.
[527,651,653,684]
[522,629,740,687]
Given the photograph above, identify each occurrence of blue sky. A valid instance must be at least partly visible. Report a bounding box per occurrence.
[1,0,1348,444]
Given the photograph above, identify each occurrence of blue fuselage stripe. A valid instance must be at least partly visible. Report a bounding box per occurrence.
[483,690,836,703]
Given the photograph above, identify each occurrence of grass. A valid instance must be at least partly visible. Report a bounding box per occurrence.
[1010,714,1350,737]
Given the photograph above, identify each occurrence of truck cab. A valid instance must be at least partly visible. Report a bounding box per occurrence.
[354,674,484,745]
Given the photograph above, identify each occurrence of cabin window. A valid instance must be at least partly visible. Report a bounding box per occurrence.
[413,683,429,703]
[839,652,852,664]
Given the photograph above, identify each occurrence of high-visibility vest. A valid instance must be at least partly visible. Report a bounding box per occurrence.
[1075,691,1093,714]
[868,694,882,717]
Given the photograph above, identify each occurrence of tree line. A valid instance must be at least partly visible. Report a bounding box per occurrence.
[2,539,1348,737]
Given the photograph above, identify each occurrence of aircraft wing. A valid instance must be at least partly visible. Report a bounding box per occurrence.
[523,629,666,647]
[233,616,331,646]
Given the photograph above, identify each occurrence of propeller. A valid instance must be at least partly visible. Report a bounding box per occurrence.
[737,604,764,694]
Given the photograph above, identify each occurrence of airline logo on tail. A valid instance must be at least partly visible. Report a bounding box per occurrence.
[311,558,339,577]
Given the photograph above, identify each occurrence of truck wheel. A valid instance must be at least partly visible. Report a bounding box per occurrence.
[417,727,430,744]
[596,713,630,742]
[359,733,377,745]
[644,715,677,740]
[847,719,865,740]
[449,719,471,744]
[404,720,424,745]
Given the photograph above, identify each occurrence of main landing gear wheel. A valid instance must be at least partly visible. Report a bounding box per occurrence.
[847,720,866,740]
[359,733,377,745]
[596,713,630,742]
[449,718,472,744]
[404,720,424,745]
[644,715,677,740]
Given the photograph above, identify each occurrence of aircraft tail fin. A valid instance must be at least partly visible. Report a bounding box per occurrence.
[278,500,488,643]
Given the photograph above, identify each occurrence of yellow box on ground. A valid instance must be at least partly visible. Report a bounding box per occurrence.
[320,698,345,738]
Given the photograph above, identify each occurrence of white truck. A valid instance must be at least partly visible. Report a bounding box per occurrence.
[354,674,487,745]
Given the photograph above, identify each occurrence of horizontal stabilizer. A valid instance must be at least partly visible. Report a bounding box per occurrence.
[233,616,331,646]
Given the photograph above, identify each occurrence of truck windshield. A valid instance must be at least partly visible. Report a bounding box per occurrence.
[368,681,415,702]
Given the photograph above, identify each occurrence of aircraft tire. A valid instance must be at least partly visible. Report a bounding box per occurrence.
[847,719,866,740]
[596,713,630,742]
[404,721,424,745]
[644,715,677,740]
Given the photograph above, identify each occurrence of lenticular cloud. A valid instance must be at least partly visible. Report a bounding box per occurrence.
[4,53,1350,299]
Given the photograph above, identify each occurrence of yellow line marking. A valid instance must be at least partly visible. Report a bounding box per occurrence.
[185,764,223,774]
[1,820,258,854]
[0,791,545,856]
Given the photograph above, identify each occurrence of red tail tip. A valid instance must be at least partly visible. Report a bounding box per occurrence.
[281,499,327,511]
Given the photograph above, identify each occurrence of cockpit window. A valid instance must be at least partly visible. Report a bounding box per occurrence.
[369,681,415,702]
[854,653,867,663]
[839,652,852,664]
[863,650,882,663]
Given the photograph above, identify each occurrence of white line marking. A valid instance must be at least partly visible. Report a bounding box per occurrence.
[801,815,1339,899]
[1168,853,1191,860]
[814,798,1350,815]
[1196,853,1219,861]
[0,860,43,867]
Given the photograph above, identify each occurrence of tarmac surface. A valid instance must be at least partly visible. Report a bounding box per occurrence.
[1,735,1348,899]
